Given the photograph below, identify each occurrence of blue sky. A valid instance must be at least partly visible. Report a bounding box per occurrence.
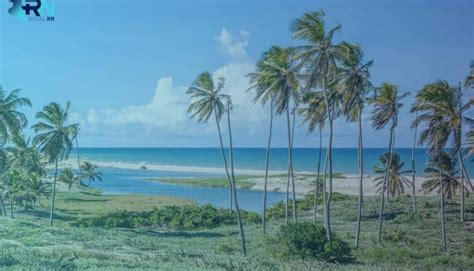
[1,0,473,147]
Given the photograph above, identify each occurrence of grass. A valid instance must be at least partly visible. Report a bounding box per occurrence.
[1,190,473,270]
[148,176,258,190]
[148,172,346,191]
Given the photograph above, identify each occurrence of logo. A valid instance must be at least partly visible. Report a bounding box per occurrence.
[8,0,55,22]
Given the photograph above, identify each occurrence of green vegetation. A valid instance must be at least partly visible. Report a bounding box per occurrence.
[76,204,260,230]
[269,222,353,263]
[38,191,193,219]
[1,192,473,270]
[150,176,256,190]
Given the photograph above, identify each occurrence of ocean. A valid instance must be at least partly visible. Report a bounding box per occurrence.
[75,147,472,176]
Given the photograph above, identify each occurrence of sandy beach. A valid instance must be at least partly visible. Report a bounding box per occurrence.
[245,174,427,196]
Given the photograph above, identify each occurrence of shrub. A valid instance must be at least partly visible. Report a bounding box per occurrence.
[269,222,353,263]
[266,193,355,220]
[76,204,260,230]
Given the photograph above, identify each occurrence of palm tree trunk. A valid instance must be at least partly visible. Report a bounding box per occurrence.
[9,192,14,219]
[262,97,274,234]
[439,152,447,251]
[213,107,233,214]
[323,144,329,229]
[460,166,464,222]
[50,158,59,226]
[227,104,247,256]
[321,77,333,241]
[411,114,418,213]
[285,104,292,224]
[290,107,297,223]
[355,107,364,248]
[377,122,395,243]
[0,193,6,217]
[314,127,322,223]
[76,136,83,184]
[386,131,396,203]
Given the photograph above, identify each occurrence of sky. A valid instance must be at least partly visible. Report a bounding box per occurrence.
[1,0,473,148]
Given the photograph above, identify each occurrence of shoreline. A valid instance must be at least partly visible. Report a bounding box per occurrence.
[58,159,431,197]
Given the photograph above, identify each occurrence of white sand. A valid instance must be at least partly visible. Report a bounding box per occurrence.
[247,174,427,196]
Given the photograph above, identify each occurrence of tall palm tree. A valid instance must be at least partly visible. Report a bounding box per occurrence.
[32,102,78,226]
[187,72,246,256]
[0,87,31,217]
[338,42,373,248]
[373,152,412,198]
[292,10,348,240]
[187,73,235,211]
[247,52,277,234]
[225,98,247,256]
[80,161,103,186]
[186,72,234,213]
[248,46,299,223]
[299,91,326,222]
[422,152,464,200]
[411,112,418,213]
[411,81,473,223]
[369,83,408,243]
[58,168,78,191]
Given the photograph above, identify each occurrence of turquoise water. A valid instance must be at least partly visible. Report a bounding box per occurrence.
[76,147,471,176]
[90,167,287,213]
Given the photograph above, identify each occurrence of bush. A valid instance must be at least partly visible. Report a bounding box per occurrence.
[76,204,260,230]
[266,193,355,220]
[269,222,353,263]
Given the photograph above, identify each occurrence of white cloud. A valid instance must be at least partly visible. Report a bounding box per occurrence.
[216,28,250,60]
[73,61,267,145]
[84,78,189,131]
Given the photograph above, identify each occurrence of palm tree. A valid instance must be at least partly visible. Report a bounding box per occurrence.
[3,169,23,218]
[32,102,78,226]
[225,98,247,256]
[292,11,349,240]
[248,46,299,224]
[187,72,233,213]
[411,81,473,223]
[58,168,78,191]
[373,153,412,198]
[0,87,32,145]
[0,87,31,216]
[24,175,50,207]
[247,54,276,234]
[187,72,247,256]
[422,152,465,200]
[80,161,103,186]
[369,82,408,243]
[411,112,418,213]
[299,91,326,222]
[338,42,373,248]
[7,135,46,178]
